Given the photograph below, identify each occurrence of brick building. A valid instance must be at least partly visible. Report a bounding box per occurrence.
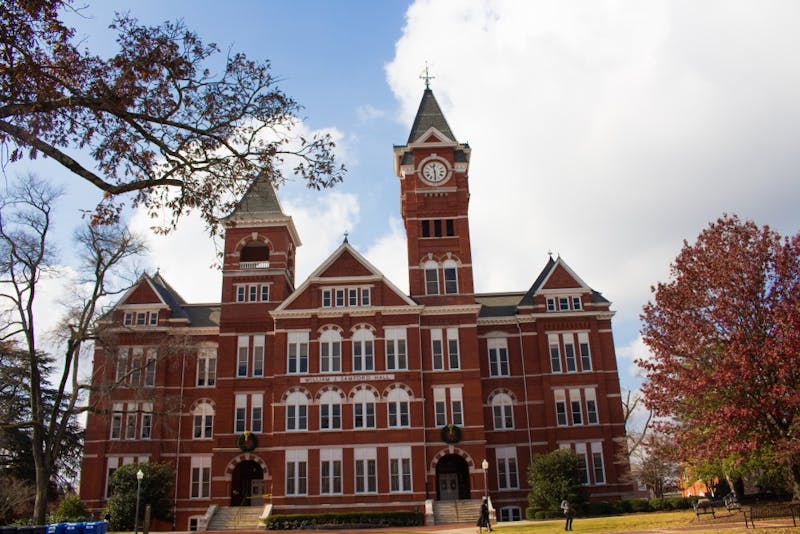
[79,87,632,529]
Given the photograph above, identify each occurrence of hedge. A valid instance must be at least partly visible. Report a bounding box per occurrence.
[526,496,693,521]
[265,510,423,530]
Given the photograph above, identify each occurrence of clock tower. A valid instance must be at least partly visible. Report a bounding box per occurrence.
[394,88,474,305]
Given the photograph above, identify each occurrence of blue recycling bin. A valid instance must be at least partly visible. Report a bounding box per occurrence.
[0,526,18,534]
[46,524,67,534]
[82,523,106,534]
[63,523,84,534]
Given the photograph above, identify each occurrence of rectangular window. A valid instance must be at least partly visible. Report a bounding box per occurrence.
[144,351,157,387]
[354,402,375,429]
[434,388,446,426]
[248,285,258,302]
[578,332,592,371]
[251,393,263,433]
[197,350,217,387]
[286,451,307,495]
[591,442,606,484]
[348,288,358,306]
[388,400,409,427]
[431,330,444,370]
[385,328,407,370]
[140,403,152,439]
[555,390,567,426]
[287,404,307,431]
[252,336,265,377]
[106,457,119,498]
[421,220,431,238]
[585,388,598,424]
[572,296,582,310]
[447,328,460,369]
[148,311,158,326]
[559,297,570,311]
[320,449,342,494]
[129,348,142,386]
[446,219,455,236]
[389,446,412,492]
[549,334,562,373]
[425,267,439,295]
[354,448,377,493]
[235,394,246,433]
[361,288,371,306]
[110,403,123,439]
[443,267,458,294]
[433,219,442,237]
[123,312,133,326]
[564,337,577,372]
[576,444,589,484]
[488,340,509,376]
[335,289,345,307]
[136,312,146,325]
[194,413,212,439]
[190,457,211,498]
[125,411,137,440]
[320,403,341,430]
[260,285,269,302]
[570,389,583,425]
[322,289,332,307]
[496,447,519,489]
[546,297,556,312]
[236,286,246,302]
[237,336,248,377]
[115,350,128,383]
[450,388,463,426]
[287,332,309,374]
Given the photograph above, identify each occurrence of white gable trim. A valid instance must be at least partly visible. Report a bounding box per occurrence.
[536,257,591,293]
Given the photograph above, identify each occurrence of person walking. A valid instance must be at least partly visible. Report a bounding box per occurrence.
[560,496,574,531]
[476,497,492,533]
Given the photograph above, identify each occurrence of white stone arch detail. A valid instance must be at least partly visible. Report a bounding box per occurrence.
[382,382,415,400]
[223,453,269,481]
[429,446,477,474]
[280,386,313,403]
[314,385,346,402]
[487,387,517,404]
[348,383,380,400]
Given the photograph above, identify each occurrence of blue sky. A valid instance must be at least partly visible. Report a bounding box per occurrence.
[10,1,800,397]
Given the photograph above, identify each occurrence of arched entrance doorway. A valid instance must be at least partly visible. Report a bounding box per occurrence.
[231,460,264,506]
[436,454,471,500]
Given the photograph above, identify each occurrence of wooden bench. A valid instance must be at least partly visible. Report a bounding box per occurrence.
[743,502,800,528]
[693,499,724,518]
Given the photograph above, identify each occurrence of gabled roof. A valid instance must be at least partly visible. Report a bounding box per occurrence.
[519,256,604,306]
[274,240,418,312]
[113,272,190,320]
[407,88,457,144]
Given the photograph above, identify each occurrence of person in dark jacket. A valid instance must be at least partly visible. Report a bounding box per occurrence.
[476,497,492,533]
[560,496,574,531]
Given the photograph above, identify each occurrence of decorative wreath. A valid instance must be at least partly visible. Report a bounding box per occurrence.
[237,431,258,452]
[441,424,462,444]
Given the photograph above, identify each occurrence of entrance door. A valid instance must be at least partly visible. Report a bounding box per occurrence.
[231,460,264,506]
[250,480,265,506]
[439,473,459,500]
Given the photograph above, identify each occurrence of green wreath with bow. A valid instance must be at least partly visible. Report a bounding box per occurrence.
[441,423,462,444]
[237,430,258,452]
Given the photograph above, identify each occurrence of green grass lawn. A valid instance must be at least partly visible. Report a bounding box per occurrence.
[485,510,798,534]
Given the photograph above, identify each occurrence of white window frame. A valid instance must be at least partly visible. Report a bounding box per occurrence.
[354,447,377,494]
[352,328,374,372]
[555,389,567,426]
[389,446,412,493]
[424,260,439,295]
[361,287,371,306]
[286,391,308,431]
[322,289,332,308]
[353,389,376,429]
[575,443,589,484]
[234,394,247,433]
[287,331,309,374]
[591,442,606,485]
[385,327,407,370]
[443,259,458,294]
[387,388,410,428]
[144,350,157,387]
[319,390,342,430]
[319,330,342,373]
[585,388,599,424]
[570,388,583,425]
[446,328,460,369]
[190,456,211,499]
[236,285,246,302]
[251,393,263,433]
[496,446,519,489]
[285,450,308,495]
[488,338,509,376]
[492,393,514,430]
[193,402,214,439]
[450,387,464,426]
[578,332,592,371]
[110,402,123,439]
[140,402,152,439]
[548,334,562,373]
[237,336,249,377]
[197,349,217,387]
[434,388,446,427]
[564,336,577,372]
[320,448,343,495]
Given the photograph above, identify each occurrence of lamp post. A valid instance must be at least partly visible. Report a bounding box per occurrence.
[134,469,144,534]
[481,459,489,500]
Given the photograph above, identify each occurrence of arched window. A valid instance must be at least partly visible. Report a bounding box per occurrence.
[352,329,374,372]
[352,389,376,429]
[423,260,439,295]
[319,390,342,430]
[286,391,308,431]
[239,241,269,268]
[492,393,514,430]
[387,388,410,428]
[442,259,458,294]
[319,330,341,373]
[193,402,214,439]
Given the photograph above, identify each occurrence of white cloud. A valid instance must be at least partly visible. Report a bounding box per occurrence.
[356,104,386,122]
[385,1,800,380]
[616,334,655,380]
[362,217,409,293]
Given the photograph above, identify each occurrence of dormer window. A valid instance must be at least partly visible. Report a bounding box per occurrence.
[546,295,583,312]
[124,310,160,327]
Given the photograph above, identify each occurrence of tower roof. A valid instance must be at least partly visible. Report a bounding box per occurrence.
[407,88,456,144]
[226,173,286,220]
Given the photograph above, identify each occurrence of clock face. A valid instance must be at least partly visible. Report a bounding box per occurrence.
[421,160,448,183]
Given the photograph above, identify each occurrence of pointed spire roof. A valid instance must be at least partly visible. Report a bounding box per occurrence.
[407,88,456,144]
[227,173,286,219]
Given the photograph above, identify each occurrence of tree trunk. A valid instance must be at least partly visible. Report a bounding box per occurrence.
[790,461,800,501]
[33,461,49,525]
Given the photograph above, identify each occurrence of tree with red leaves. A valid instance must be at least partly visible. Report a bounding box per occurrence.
[1,0,344,235]
[639,214,800,498]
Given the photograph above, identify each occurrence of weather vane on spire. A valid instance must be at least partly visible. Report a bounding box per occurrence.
[420,62,435,89]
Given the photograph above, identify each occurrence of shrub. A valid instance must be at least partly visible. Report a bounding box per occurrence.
[629,499,652,513]
[51,494,90,522]
[264,510,422,530]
